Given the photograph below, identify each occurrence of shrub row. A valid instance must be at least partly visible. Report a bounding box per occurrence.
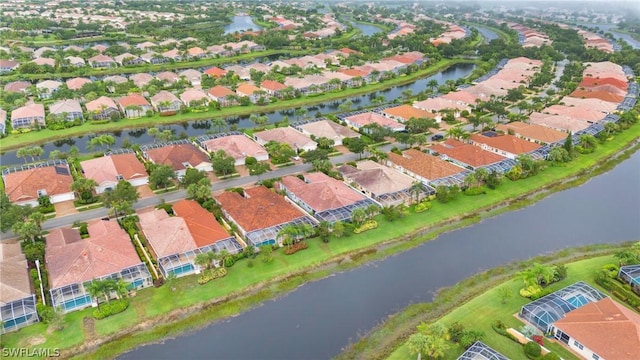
[354,220,378,234]
[198,268,227,285]
[93,300,129,320]
[414,201,432,213]
[284,241,309,255]
[464,186,487,196]
[596,277,640,311]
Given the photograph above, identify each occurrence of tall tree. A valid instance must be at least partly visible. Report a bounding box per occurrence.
[210,150,236,176]
[71,178,98,204]
[102,180,139,218]
[149,164,177,189]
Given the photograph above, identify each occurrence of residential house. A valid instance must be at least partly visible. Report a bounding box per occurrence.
[204,66,227,78]
[88,54,116,68]
[0,60,20,73]
[117,94,152,119]
[2,162,75,206]
[156,71,179,84]
[114,53,142,66]
[139,200,240,278]
[178,69,202,86]
[140,52,166,64]
[215,186,316,247]
[339,160,425,206]
[31,58,55,67]
[49,99,84,122]
[135,41,157,50]
[187,47,207,59]
[343,112,405,132]
[63,45,84,53]
[92,44,108,53]
[36,80,62,99]
[142,142,212,178]
[80,152,149,193]
[64,56,85,67]
[0,109,5,135]
[469,133,541,159]
[0,243,39,333]
[278,172,377,223]
[46,220,152,313]
[236,83,263,103]
[297,119,359,146]
[550,297,640,360]
[65,77,91,91]
[180,89,209,107]
[208,86,236,107]
[11,103,45,129]
[386,149,467,185]
[456,342,509,360]
[413,98,471,120]
[200,134,269,165]
[85,96,120,120]
[162,49,182,62]
[496,122,568,145]
[130,73,154,88]
[150,91,182,114]
[254,127,317,152]
[380,104,436,123]
[260,80,287,98]
[4,81,30,93]
[428,139,507,170]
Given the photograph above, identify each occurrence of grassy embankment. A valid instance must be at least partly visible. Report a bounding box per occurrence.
[2,118,638,359]
[0,58,474,152]
[385,255,619,360]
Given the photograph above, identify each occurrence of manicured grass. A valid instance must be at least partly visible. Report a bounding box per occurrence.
[94,305,139,337]
[5,308,89,350]
[387,255,617,360]
[0,58,472,152]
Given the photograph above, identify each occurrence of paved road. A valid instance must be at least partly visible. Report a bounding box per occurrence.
[0,146,392,240]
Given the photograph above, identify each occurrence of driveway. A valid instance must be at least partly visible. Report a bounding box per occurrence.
[54,201,78,217]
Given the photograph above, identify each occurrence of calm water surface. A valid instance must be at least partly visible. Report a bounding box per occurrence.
[224,16,263,35]
[119,150,640,360]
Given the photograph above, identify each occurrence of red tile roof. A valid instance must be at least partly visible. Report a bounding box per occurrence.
[496,122,568,144]
[387,149,466,180]
[553,298,640,360]
[215,186,308,232]
[45,220,142,288]
[337,68,368,78]
[236,83,261,96]
[470,133,541,155]
[280,172,367,212]
[208,85,235,98]
[3,164,73,203]
[172,200,230,247]
[0,243,31,304]
[260,80,287,91]
[382,104,435,121]
[118,93,150,108]
[204,66,227,78]
[81,153,148,185]
[144,143,210,171]
[429,139,507,167]
[579,77,628,90]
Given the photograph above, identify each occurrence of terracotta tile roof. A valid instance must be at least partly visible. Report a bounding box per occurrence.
[579,77,628,90]
[429,139,507,167]
[156,71,179,83]
[187,47,205,56]
[49,99,82,115]
[345,112,405,130]
[470,133,541,155]
[337,68,368,78]
[144,143,210,171]
[382,105,435,121]
[387,149,465,181]
[553,298,640,360]
[204,66,226,78]
[11,103,45,120]
[280,172,366,212]
[139,209,193,258]
[201,134,267,161]
[413,98,471,113]
[36,80,62,91]
[150,90,180,105]
[85,96,118,112]
[88,54,115,63]
[3,163,73,203]
[298,120,359,141]
[215,186,308,232]
[4,81,30,93]
[32,57,55,67]
[560,97,618,113]
[118,93,150,108]
[66,77,91,90]
[236,83,261,96]
[45,220,142,288]
[180,88,208,105]
[261,80,287,91]
[130,73,154,87]
[570,89,624,103]
[172,199,231,248]
[103,75,128,84]
[339,160,415,196]
[81,153,148,185]
[208,85,235,98]
[545,105,607,122]
[529,112,591,132]
[254,127,317,150]
[0,243,32,304]
[496,122,568,144]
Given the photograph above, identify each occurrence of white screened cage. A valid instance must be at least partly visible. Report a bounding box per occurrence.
[314,198,379,224]
[1,295,39,333]
[519,281,607,332]
[457,341,509,360]
[246,217,317,248]
[619,264,640,294]
[50,263,152,313]
[158,237,243,278]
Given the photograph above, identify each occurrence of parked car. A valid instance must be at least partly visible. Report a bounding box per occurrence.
[431,134,444,141]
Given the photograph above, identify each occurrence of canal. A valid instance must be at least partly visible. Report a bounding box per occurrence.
[0,63,476,166]
[119,150,640,359]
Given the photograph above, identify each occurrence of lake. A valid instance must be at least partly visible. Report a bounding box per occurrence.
[119,150,640,359]
[224,15,263,35]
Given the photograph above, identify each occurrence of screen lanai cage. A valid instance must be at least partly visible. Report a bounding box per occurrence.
[456,341,509,360]
[519,281,607,333]
[245,216,317,248]
[158,237,243,278]
[314,198,379,223]
[619,264,640,294]
[1,295,38,333]
[50,263,152,313]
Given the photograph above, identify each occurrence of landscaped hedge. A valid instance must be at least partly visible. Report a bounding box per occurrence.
[414,201,432,213]
[93,300,129,320]
[284,241,309,255]
[198,268,227,285]
[354,220,378,234]
[464,186,487,196]
[596,276,640,311]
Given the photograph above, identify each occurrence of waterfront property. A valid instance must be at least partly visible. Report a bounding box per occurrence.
[80,151,149,193]
[469,133,541,160]
[199,133,268,166]
[2,161,75,206]
[456,341,509,360]
[495,122,568,145]
[618,265,640,294]
[0,243,39,333]
[339,160,428,206]
[549,297,640,360]
[141,141,212,178]
[117,94,153,119]
[10,103,45,129]
[295,119,360,146]
[428,139,507,170]
[342,111,406,132]
[379,104,436,123]
[215,186,316,248]
[150,91,182,114]
[253,127,317,153]
[49,99,84,122]
[386,149,468,187]
[138,200,240,278]
[46,220,152,313]
[278,172,379,223]
[85,96,120,120]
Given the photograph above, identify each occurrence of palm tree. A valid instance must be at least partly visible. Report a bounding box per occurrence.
[87,281,105,310]
[410,181,425,204]
[212,118,227,133]
[350,208,367,227]
[427,79,439,92]
[277,224,299,248]
[114,279,130,299]
[365,204,379,220]
[16,147,29,164]
[194,253,210,279]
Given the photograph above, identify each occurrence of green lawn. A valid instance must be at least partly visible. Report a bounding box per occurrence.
[387,255,618,360]
[0,58,471,152]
